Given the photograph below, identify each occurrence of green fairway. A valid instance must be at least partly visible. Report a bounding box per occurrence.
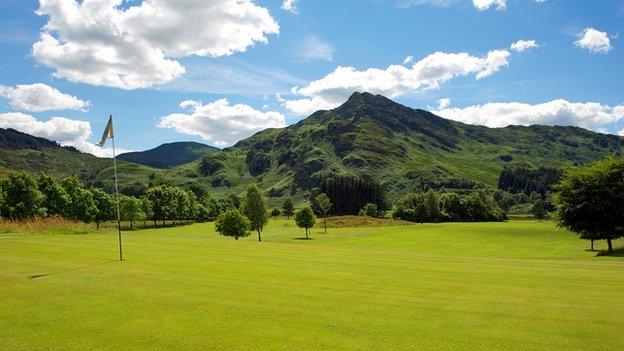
[1,220,622,350]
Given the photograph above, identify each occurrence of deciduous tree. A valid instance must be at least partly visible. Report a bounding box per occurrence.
[215,209,250,240]
[243,184,268,242]
[295,205,316,239]
[554,157,624,252]
[315,193,332,233]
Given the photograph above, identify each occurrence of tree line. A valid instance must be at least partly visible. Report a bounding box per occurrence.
[392,189,507,223]
[0,171,242,228]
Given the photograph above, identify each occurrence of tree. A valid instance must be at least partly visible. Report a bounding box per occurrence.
[531,199,547,220]
[37,174,69,217]
[424,189,440,222]
[61,176,97,222]
[295,205,316,239]
[554,157,624,252]
[271,208,281,217]
[315,193,332,233]
[0,171,42,219]
[215,209,250,240]
[243,184,268,242]
[145,186,176,225]
[91,188,115,229]
[359,203,378,218]
[140,197,153,225]
[282,197,294,219]
[119,195,145,229]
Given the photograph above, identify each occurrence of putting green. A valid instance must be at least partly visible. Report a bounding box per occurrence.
[0,220,622,350]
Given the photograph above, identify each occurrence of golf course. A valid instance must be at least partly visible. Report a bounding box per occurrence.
[1,219,622,350]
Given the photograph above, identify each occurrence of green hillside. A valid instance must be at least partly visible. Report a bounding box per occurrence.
[1,93,623,202]
[176,92,624,200]
[118,141,219,168]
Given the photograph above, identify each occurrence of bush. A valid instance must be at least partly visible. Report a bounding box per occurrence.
[359,203,379,218]
[215,209,250,240]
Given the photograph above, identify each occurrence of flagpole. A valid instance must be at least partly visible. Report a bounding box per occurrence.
[110,115,123,261]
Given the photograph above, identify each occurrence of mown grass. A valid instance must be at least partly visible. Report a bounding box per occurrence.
[0,220,622,350]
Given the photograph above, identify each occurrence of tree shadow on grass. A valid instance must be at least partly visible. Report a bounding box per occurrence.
[28,260,119,279]
[293,237,313,240]
[595,247,624,257]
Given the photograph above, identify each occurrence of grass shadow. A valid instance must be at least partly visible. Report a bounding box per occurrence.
[28,260,119,279]
[595,247,624,257]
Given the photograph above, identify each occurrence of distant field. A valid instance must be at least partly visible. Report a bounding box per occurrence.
[1,220,622,350]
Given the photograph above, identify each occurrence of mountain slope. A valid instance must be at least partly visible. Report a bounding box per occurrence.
[175,92,624,200]
[0,128,158,192]
[1,93,623,203]
[118,141,219,168]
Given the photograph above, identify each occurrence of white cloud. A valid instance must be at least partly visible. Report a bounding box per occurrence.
[619,128,624,137]
[281,48,511,115]
[510,39,538,52]
[0,112,126,157]
[398,0,545,10]
[437,98,452,110]
[294,35,334,62]
[433,100,624,131]
[574,28,612,54]
[0,83,89,112]
[403,56,414,64]
[395,0,457,8]
[281,0,298,13]
[33,0,279,89]
[472,0,506,11]
[158,99,286,146]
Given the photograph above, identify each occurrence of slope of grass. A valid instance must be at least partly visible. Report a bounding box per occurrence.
[1,220,622,350]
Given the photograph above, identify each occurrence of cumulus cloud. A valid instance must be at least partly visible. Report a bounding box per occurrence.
[0,83,89,112]
[510,39,538,52]
[432,100,624,131]
[281,0,298,13]
[0,112,126,157]
[437,98,452,110]
[294,35,334,62]
[280,48,511,115]
[33,0,279,89]
[158,99,286,146]
[472,0,506,11]
[574,28,612,54]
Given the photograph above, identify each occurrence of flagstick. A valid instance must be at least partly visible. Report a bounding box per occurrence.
[111,115,123,261]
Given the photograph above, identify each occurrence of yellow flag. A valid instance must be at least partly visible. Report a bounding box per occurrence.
[97,116,114,146]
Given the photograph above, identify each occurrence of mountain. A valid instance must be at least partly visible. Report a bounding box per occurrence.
[118,142,219,168]
[1,93,623,203]
[0,128,157,192]
[172,92,624,200]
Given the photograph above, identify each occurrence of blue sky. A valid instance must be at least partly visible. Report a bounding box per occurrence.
[0,0,622,156]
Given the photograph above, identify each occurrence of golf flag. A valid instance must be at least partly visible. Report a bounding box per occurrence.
[97,116,114,146]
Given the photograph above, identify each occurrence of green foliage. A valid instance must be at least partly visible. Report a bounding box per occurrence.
[271,208,281,217]
[37,174,70,217]
[394,190,507,223]
[215,209,250,240]
[295,204,316,239]
[319,174,386,215]
[358,203,379,218]
[531,199,547,220]
[0,171,42,219]
[243,184,268,241]
[282,197,294,219]
[119,195,145,229]
[315,193,332,233]
[498,167,562,196]
[91,188,115,228]
[554,156,624,252]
